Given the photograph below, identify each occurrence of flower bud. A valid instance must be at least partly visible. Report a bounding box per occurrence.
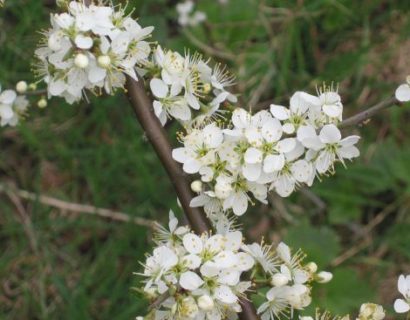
[316,271,333,283]
[271,273,289,287]
[29,83,37,91]
[98,55,112,69]
[299,317,314,320]
[16,81,28,94]
[197,295,214,311]
[305,262,318,273]
[191,180,203,193]
[74,53,89,69]
[37,98,48,109]
[358,303,385,320]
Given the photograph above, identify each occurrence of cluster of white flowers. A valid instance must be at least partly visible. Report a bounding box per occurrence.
[241,242,332,320]
[173,88,360,216]
[35,1,153,104]
[394,274,410,314]
[395,76,410,102]
[145,45,236,126]
[176,1,206,27]
[0,83,30,127]
[140,211,254,320]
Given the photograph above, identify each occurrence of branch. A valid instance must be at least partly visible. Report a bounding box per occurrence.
[339,96,399,128]
[125,76,211,235]
[0,183,155,228]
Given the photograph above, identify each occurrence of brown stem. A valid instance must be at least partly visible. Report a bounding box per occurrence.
[125,76,211,235]
[339,96,399,128]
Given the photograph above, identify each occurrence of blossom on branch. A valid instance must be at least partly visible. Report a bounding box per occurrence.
[35,1,154,104]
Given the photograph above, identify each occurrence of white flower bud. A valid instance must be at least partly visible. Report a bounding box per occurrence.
[16,81,28,94]
[299,317,314,320]
[271,273,289,287]
[97,55,112,69]
[305,262,318,273]
[37,98,48,109]
[316,271,333,283]
[197,295,214,311]
[191,180,203,193]
[358,303,385,320]
[74,53,89,69]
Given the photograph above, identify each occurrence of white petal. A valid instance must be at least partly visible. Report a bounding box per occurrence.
[395,84,410,102]
[0,90,17,104]
[291,159,312,183]
[150,78,169,99]
[263,154,285,173]
[172,147,190,163]
[338,146,360,159]
[234,252,255,271]
[262,118,283,143]
[214,285,238,304]
[75,35,93,49]
[244,147,263,164]
[218,270,241,286]
[276,138,296,153]
[274,176,295,197]
[315,151,334,173]
[323,104,342,118]
[0,104,14,120]
[183,158,201,174]
[340,135,360,147]
[169,102,191,121]
[223,231,243,251]
[242,163,262,182]
[282,123,295,134]
[232,192,248,216]
[182,254,202,269]
[394,299,410,313]
[180,271,204,291]
[270,104,290,120]
[319,124,341,144]
[183,233,204,254]
[88,67,107,84]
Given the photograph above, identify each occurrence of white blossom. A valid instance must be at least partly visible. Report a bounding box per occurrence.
[394,274,410,313]
[395,76,410,102]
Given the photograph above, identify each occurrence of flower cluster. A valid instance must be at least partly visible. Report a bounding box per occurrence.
[173,88,360,216]
[242,242,332,320]
[140,211,254,320]
[0,83,30,127]
[395,76,410,102]
[145,45,236,126]
[35,1,153,104]
[394,274,410,314]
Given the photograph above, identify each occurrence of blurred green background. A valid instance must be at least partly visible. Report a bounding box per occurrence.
[1,0,410,319]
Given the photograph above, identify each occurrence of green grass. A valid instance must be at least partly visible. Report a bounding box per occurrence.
[1,0,410,319]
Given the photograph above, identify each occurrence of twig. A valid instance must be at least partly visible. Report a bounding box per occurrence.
[339,96,399,128]
[0,183,155,228]
[330,200,399,267]
[182,29,236,62]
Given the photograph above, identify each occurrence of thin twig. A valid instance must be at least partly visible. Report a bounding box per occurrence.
[339,96,399,128]
[0,183,155,228]
[182,29,236,62]
[330,200,399,267]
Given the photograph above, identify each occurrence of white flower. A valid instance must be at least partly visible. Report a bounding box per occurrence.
[257,286,289,320]
[298,124,360,174]
[357,303,385,320]
[318,90,343,120]
[150,78,191,125]
[394,274,410,313]
[172,123,223,174]
[395,76,410,102]
[0,88,29,127]
[242,243,278,275]
[176,0,206,27]
[36,1,153,104]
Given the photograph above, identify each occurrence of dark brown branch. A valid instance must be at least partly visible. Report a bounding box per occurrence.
[125,76,211,235]
[339,96,399,128]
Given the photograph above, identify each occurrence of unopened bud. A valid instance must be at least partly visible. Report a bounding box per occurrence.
[16,81,28,94]
[191,180,203,193]
[37,98,48,109]
[305,262,318,273]
[271,273,289,287]
[97,55,111,69]
[316,271,333,283]
[74,53,89,69]
[28,83,37,91]
[197,295,214,311]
